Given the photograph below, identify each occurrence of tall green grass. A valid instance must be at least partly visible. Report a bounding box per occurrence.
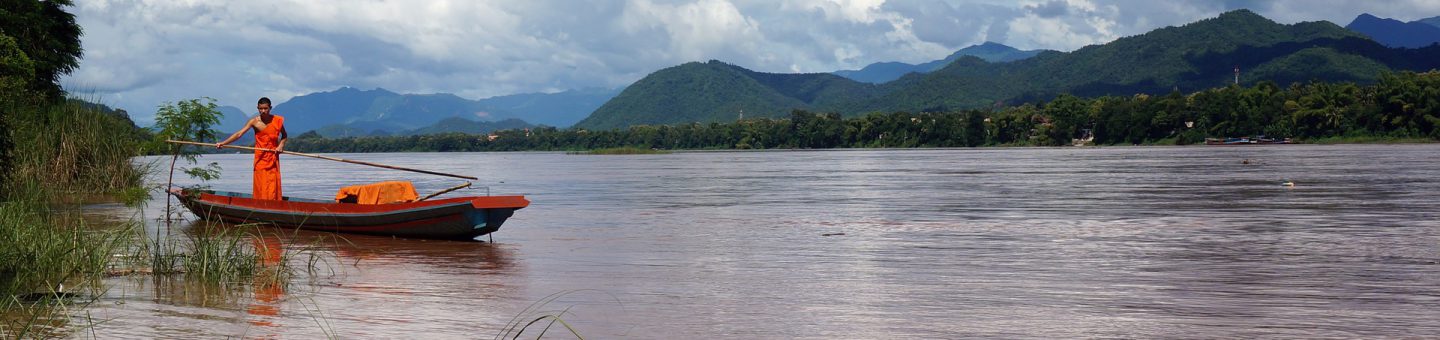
[0,183,133,303]
[4,99,148,197]
[0,97,312,336]
[0,182,136,338]
[0,97,147,299]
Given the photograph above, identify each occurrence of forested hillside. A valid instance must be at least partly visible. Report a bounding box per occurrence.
[580,10,1440,130]
[574,61,880,130]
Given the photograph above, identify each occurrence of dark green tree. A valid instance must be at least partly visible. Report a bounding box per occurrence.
[0,0,82,101]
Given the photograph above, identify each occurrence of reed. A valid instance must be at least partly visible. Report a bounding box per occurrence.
[0,96,145,336]
[121,224,302,288]
[0,183,136,338]
[180,225,261,282]
[494,290,625,340]
[3,99,147,197]
[0,184,133,302]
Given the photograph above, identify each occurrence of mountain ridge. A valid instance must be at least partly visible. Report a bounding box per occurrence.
[271,86,618,135]
[833,42,1045,83]
[578,9,1440,130]
[1345,13,1440,48]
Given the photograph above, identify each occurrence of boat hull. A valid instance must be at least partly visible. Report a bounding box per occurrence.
[171,189,528,241]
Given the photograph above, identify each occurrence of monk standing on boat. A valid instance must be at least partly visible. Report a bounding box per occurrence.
[216,97,288,200]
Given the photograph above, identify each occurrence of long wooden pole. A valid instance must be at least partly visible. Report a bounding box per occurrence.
[419,182,472,201]
[166,140,478,180]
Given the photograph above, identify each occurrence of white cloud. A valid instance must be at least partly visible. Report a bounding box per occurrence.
[60,0,1440,125]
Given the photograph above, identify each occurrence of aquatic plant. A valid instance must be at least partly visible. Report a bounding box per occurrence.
[495,291,586,340]
[495,290,625,340]
[0,183,135,338]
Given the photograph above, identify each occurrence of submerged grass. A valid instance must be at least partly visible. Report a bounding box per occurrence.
[495,290,624,340]
[0,184,136,338]
[566,147,672,155]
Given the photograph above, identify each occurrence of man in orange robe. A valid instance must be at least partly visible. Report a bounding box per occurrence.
[217,97,288,200]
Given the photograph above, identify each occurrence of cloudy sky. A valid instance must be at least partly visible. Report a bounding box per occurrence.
[62,0,1440,125]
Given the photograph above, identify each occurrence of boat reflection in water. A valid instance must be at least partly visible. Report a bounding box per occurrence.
[245,233,285,329]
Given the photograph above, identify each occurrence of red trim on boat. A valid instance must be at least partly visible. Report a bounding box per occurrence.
[197,192,528,214]
[216,212,467,232]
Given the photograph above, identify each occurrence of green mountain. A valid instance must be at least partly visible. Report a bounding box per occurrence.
[863,9,1386,112]
[575,61,880,130]
[582,10,1440,130]
[833,42,1045,83]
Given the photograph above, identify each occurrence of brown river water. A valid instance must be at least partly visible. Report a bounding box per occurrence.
[62,144,1440,338]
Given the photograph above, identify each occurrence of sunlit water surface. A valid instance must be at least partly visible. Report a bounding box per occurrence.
[71,145,1440,338]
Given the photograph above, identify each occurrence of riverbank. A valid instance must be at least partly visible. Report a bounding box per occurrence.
[0,98,296,337]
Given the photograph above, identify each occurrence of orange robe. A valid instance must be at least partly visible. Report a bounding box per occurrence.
[253,115,284,200]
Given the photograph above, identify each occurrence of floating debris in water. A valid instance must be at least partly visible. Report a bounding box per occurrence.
[1281,180,1295,187]
[821,232,846,236]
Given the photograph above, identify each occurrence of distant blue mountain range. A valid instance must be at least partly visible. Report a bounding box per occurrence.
[832,42,1046,83]
[264,87,619,136]
[1345,13,1440,48]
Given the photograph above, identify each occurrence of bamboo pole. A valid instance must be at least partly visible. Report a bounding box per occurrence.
[419,182,472,201]
[166,140,478,180]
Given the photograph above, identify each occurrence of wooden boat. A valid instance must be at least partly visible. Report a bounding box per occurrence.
[170,188,529,241]
[1204,136,1293,145]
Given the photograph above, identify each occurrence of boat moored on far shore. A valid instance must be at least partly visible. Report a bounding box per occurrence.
[1204,136,1293,145]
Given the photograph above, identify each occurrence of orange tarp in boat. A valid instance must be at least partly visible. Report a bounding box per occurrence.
[335,181,418,204]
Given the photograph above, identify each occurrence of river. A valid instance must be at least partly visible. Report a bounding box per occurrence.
[73,144,1440,338]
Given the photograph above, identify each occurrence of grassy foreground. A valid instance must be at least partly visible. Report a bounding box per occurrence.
[0,99,298,337]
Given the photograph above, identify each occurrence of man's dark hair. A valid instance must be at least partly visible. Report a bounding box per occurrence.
[258,97,272,106]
